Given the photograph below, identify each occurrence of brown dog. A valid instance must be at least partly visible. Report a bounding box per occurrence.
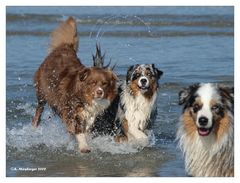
[32,17,117,153]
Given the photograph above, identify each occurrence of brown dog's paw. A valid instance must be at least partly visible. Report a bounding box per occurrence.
[80,148,91,153]
[114,135,128,143]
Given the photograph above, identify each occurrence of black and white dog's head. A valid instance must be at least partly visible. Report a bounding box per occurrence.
[126,64,163,97]
[179,83,234,137]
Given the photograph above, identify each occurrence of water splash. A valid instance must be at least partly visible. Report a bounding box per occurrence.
[133,15,154,37]
[7,103,155,155]
[6,111,74,150]
[89,14,118,40]
[89,14,154,41]
[16,102,35,116]
[90,130,155,155]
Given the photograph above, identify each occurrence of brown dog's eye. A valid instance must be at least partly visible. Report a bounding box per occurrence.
[102,82,108,86]
[193,104,200,113]
[90,81,97,86]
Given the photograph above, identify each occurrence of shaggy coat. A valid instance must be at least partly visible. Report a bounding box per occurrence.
[177,83,234,176]
[114,64,163,144]
[32,17,117,153]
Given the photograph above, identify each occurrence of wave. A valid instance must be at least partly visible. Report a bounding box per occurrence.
[6,31,233,37]
[6,13,233,27]
[6,13,233,38]
[6,13,60,23]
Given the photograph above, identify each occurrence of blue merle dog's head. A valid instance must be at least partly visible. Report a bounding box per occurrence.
[126,64,163,96]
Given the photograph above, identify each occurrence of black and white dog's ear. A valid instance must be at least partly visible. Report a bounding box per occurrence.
[152,64,163,80]
[126,65,137,84]
[179,83,199,105]
[218,85,234,104]
[179,89,190,105]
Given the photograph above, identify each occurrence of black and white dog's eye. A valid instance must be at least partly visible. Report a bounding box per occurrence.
[193,104,200,113]
[211,104,220,111]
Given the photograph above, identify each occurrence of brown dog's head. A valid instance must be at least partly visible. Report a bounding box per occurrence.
[75,67,118,106]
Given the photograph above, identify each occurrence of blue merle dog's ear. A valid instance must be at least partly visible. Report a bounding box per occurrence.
[152,64,163,80]
[179,83,199,105]
[126,65,135,84]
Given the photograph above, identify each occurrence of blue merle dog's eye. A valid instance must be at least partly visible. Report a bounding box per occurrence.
[147,72,152,77]
[133,73,141,80]
[136,73,141,77]
[134,73,141,78]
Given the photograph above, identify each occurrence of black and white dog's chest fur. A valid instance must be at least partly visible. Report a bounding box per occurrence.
[113,64,163,143]
[176,83,234,177]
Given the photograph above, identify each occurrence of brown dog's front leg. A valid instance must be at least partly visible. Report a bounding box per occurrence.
[74,114,91,153]
[32,102,45,127]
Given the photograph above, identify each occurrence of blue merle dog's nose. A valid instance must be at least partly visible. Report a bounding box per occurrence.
[140,78,147,86]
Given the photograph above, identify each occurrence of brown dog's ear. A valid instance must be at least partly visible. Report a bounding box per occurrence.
[111,72,118,82]
[79,68,91,81]
[106,70,118,87]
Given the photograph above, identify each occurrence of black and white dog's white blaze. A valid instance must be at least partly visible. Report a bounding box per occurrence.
[177,83,234,177]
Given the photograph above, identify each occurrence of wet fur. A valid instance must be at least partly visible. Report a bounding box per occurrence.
[91,50,163,144]
[32,17,117,153]
[116,81,158,143]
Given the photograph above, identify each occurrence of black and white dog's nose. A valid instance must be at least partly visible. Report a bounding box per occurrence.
[198,116,208,126]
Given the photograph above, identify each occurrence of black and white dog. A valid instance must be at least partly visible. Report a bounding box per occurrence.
[176,83,234,176]
[91,44,163,146]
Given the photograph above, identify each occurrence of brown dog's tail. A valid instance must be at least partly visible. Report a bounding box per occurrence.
[49,16,79,53]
